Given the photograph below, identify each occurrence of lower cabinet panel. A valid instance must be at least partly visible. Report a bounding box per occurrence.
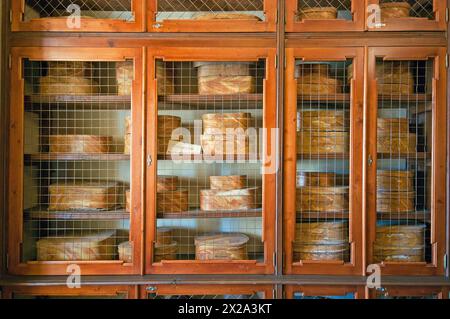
[367,286,448,299]
[284,285,365,299]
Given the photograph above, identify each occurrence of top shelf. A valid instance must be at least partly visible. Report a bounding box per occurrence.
[24,95,131,111]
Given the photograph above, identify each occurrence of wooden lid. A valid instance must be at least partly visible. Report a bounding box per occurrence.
[195,233,249,247]
[200,187,259,197]
[49,181,119,193]
[377,224,426,233]
[202,112,252,120]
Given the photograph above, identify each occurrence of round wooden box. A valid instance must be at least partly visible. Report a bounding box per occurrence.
[296,186,349,212]
[202,112,251,135]
[210,175,247,190]
[295,220,349,243]
[373,246,425,263]
[377,191,415,213]
[293,242,349,262]
[377,133,416,154]
[154,241,178,262]
[299,110,349,132]
[157,176,179,192]
[195,233,249,261]
[297,131,350,155]
[297,74,343,95]
[194,62,252,78]
[116,61,133,96]
[375,224,425,247]
[194,13,261,21]
[197,75,255,95]
[297,7,338,20]
[201,134,250,156]
[118,241,133,263]
[378,83,414,95]
[158,115,182,137]
[377,170,414,192]
[156,228,173,245]
[40,76,99,95]
[377,118,409,134]
[380,2,411,21]
[297,172,347,187]
[156,62,175,96]
[157,189,189,213]
[200,188,259,211]
[49,135,112,154]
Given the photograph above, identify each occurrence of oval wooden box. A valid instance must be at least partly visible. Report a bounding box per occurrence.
[125,190,131,213]
[40,76,99,95]
[118,241,133,263]
[49,135,112,154]
[299,110,348,132]
[377,170,414,192]
[377,118,409,134]
[210,175,247,190]
[377,133,416,154]
[201,134,250,156]
[295,221,349,244]
[200,187,259,211]
[157,176,178,192]
[296,186,349,212]
[297,131,350,154]
[297,74,343,95]
[49,181,119,211]
[375,224,425,247]
[154,241,178,262]
[157,189,189,213]
[377,191,415,213]
[158,115,182,137]
[297,7,338,20]
[202,112,251,135]
[381,2,411,21]
[156,228,174,245]
[156,61,175,96]
[297,172,348,187]
[116,61,133,96]
[194,13,261,21]
[293,243,349,262]
[195,233,249,261]
[194,62,252,77]
[37,230,116,261]
[198,75,255,95]
[373,246,425,263]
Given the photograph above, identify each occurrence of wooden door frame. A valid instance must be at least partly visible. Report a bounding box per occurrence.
[7,47,144,275]
[284,47,365,275]
[366,46,447,276]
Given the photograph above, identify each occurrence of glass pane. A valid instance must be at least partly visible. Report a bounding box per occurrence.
[156,0,265,22]
[22,59,134,263]
[293,292,355,299]
[379,0,435,20]
[154,60,266,263]
[375,58,433,264]
[24,0,135,22]
[297,0,353,21]
[294,59,352,263]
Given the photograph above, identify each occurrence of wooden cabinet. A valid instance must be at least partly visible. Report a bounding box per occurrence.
[148,0,277,32]
[145,47,277,274]
[286,0,365,32]
[366,0,447,31]
[284,47,364,275]
[140,284,274,299]
[367,286,447,299]
[2,285,138,299]
[366,47,447,276]
[11,0,145,32]
[285,285,365,299]
[7,47,144,275]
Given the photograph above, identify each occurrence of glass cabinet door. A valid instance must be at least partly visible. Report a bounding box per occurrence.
[369,286,445,299]
[146,48,276,275]
[142,285,273,299]
[367,47,447,276]
[284,48,364,275]
[8,47,143,275]
[2,286,138,299]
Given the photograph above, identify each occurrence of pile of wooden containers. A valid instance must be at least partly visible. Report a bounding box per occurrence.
[297,63,342,96]
[377,118,416,155]
[377,60,414,95]
[195,233,249,261]
[154,228,178,262]
[200,175,259,211]
[157,176,188,214]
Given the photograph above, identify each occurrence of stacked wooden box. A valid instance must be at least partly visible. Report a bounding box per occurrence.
[157,176,188,214]
[377,61,414,95]
[154,228,178,262]
[200,175,259,211]
[195,233,249,261]
[158,115,182,155]
[376,170,415,213]
[297,7,338,20]
[380,2,412,21]
[377,118,416,155]
[39,61,98,95]
[297,63,342,95]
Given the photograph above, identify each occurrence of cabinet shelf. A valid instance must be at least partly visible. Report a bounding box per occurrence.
[24,207,130,220]
[297,153,349,160]
[25,153,130,162]
[378,152,429,160]
[297,94,432,104]
[158,154,260,162]
[24,95,131,110]
[158,94,263,110]
[158,208,262,219]
[298,94,351,103]
[296,211,349,220]
[377,211,431,223]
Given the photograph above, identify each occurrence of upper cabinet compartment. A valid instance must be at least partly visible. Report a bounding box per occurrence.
[11,0,145,32]
[148,0,277,32]
[286,0,365,32]
[366,0,447,31]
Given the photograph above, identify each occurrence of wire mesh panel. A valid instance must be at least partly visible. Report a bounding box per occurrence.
[153,59,266,265]
[297,0,353,21]
[293,292,355,299]
[294,59,352,265]
[378,0,435,20]
[374,58,433,266]
[21,59,135,265]
[373,289,440,299]
[12,293,129,299]
[148,293,264,299]
[23,0,135,21]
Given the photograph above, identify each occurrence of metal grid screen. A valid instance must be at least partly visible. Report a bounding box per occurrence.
[293,292,355,299]
[297,0,353,21]
[294,59,352,264]
[154,59,266,263]
[24,0,135,22]
[374,290,439,299]
[22,59,134,263]
[374,58,433,264]
[13,294,128,299]
[156,0,265,21]
[379,0,435,19]
[148,292,263,299]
